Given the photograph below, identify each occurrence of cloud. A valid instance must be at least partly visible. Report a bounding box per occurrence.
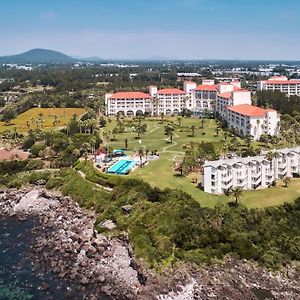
[39,11,56,20]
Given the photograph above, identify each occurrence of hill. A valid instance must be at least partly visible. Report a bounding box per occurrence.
[0,49,76,64]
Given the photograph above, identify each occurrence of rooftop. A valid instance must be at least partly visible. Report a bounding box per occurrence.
[109,92,151,99]
[158,88,186,95]
[226,104,275,117]
[195,84,218,91]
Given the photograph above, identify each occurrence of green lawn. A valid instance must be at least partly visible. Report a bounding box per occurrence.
[105,117,223,153]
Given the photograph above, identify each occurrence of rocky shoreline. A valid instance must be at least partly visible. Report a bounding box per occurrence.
[0,188,299,299]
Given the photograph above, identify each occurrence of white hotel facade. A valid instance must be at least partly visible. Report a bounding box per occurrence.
[202,147,300,194]
[257,75,300,96]
[105,79,280,140]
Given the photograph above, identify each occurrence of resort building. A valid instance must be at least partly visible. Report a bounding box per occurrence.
[156,88,188,115]
[104,81,280,140]
[225,104,280,140]
[105,91,153,116]
[202,147,300,194]
[215,84,251,119]
[257,76,300,96]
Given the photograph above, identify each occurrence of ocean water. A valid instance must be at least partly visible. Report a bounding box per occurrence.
[0,216,109,300]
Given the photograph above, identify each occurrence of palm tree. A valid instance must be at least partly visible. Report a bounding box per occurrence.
[160,112,165,123]
[81,142,91,160]
[228,186,243,206]
[200,118,204,129]
[138,147,144,167]
[177,116,182,127]
[265,151,279,170]
[283,177,291,188]
[191,125,196,137]
[165,124,174,143]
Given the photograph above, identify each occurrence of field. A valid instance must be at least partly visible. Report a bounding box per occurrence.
[103,117,300,208]
[0,107,86,132]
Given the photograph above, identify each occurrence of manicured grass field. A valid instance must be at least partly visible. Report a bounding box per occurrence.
[105,117,223,153]
[0,107,86,132]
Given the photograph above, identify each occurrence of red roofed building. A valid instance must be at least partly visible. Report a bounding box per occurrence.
[225,104,280,140]
[105,91,153,116]
[156,88,188,115]
[257,76,300,96]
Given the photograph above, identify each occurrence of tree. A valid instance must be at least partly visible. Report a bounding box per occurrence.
[138,147,144,167]
[160,112,165,123]
[99,117,107,128]
[200,118,204,129]
[112,127,119,140]
[177,116,182,127]
[227,186,243,206]
[283,177,291,188]
[81,142,91,160]
[265,151,279,170]
[190,125,196,137]
[165,124,174,143]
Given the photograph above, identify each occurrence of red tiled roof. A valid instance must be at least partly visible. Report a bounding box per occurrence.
[233,88,250,92]
[226,104,275,117]
[158,88,186,95]
[264,80,300,84]
[218,92,232,99]
[110,92,151,99]
[195,84,218,91]
[184,81,196,84]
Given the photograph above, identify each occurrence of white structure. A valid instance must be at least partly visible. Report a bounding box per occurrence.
[216,84,251,119]
[202,147,300,194]
[258,76,300,96]
[156,88,188,115]
[105,92,153,116]
[225,104,280,140]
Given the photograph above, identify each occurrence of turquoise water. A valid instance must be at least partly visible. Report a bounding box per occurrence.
[107,159,136,174]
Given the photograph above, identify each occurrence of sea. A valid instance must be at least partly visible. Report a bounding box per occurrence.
[0,216,109,300]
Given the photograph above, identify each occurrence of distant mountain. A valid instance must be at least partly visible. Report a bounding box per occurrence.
[0,49,76,64]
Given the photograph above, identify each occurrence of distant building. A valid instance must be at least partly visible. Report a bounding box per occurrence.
[257,76,300,96]
[202,147,300,194]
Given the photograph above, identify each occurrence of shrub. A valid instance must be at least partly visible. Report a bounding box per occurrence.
[26,159,44,171]
[28,171,51,184]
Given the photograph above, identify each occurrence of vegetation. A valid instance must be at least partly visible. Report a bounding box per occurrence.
[15,165,298,271]
[0,107,86,132]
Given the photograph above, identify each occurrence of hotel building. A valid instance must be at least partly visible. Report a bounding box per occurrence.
[105,80,280,141]
[202,147,300,194]
[105,92,153,116]
[257,76,300,96]
[225,104,280,140]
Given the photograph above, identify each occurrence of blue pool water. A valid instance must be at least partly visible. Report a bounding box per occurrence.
[107,159,136,174]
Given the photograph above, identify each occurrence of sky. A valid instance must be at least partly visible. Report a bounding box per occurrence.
[1,0,300,60]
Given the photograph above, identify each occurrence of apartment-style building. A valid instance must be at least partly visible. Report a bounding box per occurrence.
[202,147,300,194]
[257,75,300,96]
[225,104,280,140]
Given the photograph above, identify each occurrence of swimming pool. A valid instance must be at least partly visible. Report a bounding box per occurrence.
[107,159,136,175]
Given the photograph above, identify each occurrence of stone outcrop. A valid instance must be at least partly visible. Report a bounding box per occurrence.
[0,188,299,299]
